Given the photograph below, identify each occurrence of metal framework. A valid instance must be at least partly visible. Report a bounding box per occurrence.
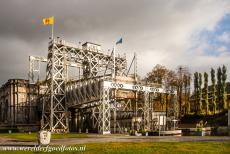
[29,38,177,134]
[66,78,176,134]
[38,39,126,133]
[41,41,68,133]
[28,56,47,84]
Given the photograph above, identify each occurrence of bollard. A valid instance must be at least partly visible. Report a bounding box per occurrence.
[38,130,51,145]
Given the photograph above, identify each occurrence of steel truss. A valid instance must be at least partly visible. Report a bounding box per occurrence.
[143,92,150,130]
[98,88,111,134]
[34,39,126,133]
[41,41,69,133]
[29,39,177,134]
[66,78,176,134]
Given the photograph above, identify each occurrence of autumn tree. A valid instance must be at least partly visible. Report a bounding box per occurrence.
[146,64,169,84]
[146,64,168,110]
[146,64,177,115]
[146,65,191,116]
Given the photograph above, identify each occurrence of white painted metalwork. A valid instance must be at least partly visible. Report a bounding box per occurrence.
[39,39,126,133]
[29,38,177,134]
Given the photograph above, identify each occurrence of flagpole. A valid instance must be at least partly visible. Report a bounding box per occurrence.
[113,38,122,79]
[51,17,54,40]
[113,45,116,133]
[113,45,116,79]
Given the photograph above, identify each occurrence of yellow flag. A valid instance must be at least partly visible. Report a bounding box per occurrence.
[42,16,54,25]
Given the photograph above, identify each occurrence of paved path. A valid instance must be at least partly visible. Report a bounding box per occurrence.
[1,135,230,146]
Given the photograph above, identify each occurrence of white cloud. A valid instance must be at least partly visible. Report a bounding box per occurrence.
[218,32,230,43]
[129,0,230,80]
[217,46,228,53]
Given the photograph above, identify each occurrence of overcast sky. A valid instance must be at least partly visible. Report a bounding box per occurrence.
[0,0,230,85]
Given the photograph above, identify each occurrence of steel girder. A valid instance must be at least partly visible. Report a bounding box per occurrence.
[33,38,178,134]
[40,39,126,133]
[58,40,127,78]
[98,87,111,134]
[66,78,177,134]
[143,92,150,130]
[66,78,101,108]
[41,42,69,133]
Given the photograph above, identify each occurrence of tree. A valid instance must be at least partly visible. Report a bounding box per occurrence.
[164,70,177,117]
[217,67,222,110]
[222,65,227,109]
[184,74,191,114]
[176,66,191,116]
[146,64,167,109]
[177,67,183,116]
[194,72,199,114]
[198,73,203,114]
[146,64,168,84]
[187,75,191,114]
[146,64,177,114]
[211,68,216,114]
[204,72,209,115]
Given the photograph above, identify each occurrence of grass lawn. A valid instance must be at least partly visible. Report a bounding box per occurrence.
[84,142,230,154]
[0,142,229,154]
[0,133,230,153]
[0,132,88,141]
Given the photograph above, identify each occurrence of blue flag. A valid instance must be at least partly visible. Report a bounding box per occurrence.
[116,38,122,45]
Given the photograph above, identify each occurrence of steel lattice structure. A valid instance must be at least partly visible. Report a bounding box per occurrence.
[29,38,177,134]
[36,39,126,133]
[66,79,176,134]
[41,41,68,133]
